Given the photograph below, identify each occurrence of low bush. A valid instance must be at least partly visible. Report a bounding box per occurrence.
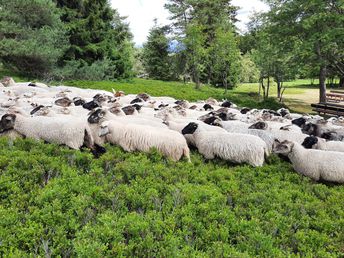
[0,137,343,256]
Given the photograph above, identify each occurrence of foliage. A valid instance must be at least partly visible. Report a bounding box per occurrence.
[261,0,344,102]
[240,53,260,83]
[53,58,116,81]
[54,0,135,80]
[0,137,343,256]
[164,0,241,89]
[142,23,173,80]
[209,27,241,92]
[0,0,68,78]
[184,22,206,89]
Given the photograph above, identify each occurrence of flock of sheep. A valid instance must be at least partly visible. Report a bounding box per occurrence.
[1,77,344,184]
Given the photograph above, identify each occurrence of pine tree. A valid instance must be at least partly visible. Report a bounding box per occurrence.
[0,0,68,78]
[54,0,134,79]
[142,22,172,80]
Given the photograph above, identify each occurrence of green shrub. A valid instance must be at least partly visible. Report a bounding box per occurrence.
[0,137,343,256]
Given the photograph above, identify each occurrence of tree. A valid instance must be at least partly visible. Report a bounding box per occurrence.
[263,0,344,102]
[184,23,206,89]
[210,27,241,93]
[54,0,134,80]
[142,22,172,80]
[164,0,240,88]
[0,0,68,78]
[240,53,260,83]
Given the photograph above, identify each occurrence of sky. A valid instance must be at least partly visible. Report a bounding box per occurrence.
[110,0,269,46]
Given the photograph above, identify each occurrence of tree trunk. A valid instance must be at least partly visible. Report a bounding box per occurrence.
[194,69,200,90]
[266,76,270,99]
[319,66,327,103]
[277,80,281,99]
[223,74,228,95]
[261,78,266,99]
[339,77,344,88]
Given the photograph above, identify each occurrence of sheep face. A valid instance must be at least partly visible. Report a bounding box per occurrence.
[249,121,268,130]
[302,136,318,149]
[272,140,294,155]
[55,97,72,107]
[131,98,144,104]
[182,122,198,135]
[277,108,290,117]
[203,116,219,125]
[240,107,251,114]
[122,106,137,115]
[221,101,233,108]
[292,117,307,128]
[131,104,142,111]
[137,93,150,101]
[302,123,317,136]
[0,114,16,133]
[73,97,86,106]
[203,104,214,111]
[83,100,100,110]
[88,109,106,124]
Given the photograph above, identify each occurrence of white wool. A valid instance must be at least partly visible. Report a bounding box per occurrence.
[167,120,226,146]
[217,120,250,133]
[285,142,344,183]
[313,138,344,153]
[270,130,308,145]
[190,127,267,167]
[13,114,93,149]
[102,121,190,162]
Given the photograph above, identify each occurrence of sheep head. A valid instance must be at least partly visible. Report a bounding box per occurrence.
[0,114,16,133]
[182,122,199,135]
[272,140,294,155]
[88,108,106,124]
[249,121,268,130]
[301,136,318,149]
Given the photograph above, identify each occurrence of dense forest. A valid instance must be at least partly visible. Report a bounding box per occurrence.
[0,0,343,101]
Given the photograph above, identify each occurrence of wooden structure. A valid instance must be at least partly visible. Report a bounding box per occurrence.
[311,102,344,116]
[326,91,344,103]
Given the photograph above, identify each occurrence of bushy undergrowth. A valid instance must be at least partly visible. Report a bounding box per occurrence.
[0,137,343,257]
[65,78,283,110]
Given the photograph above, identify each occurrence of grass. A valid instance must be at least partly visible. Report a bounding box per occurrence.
[65,78,283,110]
[0,138,343,257]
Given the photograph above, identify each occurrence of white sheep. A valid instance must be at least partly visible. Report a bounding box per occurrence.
[99,120,190,162]
[302,136,344,153]
[0,112,94,150]
[273,140,344,183]
[182,122,268,167]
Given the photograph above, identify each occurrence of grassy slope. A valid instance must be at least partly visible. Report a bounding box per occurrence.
[0,139,343,257]
[65,78,283,110]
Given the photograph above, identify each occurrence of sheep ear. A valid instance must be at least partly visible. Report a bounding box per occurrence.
[274,139,280,144]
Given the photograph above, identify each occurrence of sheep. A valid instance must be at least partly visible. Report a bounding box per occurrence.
[99,120,190,162]
[302,136,344,153]
[166,119,227,147]
[181,122,268,167]
[0,112,96,151]
[1,77,16,87]
[302,122,344,141]
[273,139,344,183]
